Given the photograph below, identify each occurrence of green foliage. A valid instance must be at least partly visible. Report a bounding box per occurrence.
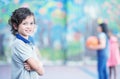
[40,47,64,60]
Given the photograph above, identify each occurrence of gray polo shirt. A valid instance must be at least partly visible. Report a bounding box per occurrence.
[11,38,40,79]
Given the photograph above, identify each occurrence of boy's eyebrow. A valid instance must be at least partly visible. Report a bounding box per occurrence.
[22,21,28,23]
[22,21,34,23]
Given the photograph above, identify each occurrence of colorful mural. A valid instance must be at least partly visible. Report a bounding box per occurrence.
[0,0,120,63]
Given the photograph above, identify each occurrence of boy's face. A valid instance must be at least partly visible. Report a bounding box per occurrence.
[18,15,35,39]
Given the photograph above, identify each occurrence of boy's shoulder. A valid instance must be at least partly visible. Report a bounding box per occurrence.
[12,38,26,47]
[13,38,23,44]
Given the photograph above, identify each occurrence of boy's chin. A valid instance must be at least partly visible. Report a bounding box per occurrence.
[28,34,32,36]
[25,33,32,36]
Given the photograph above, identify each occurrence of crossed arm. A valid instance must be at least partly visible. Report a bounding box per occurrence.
[24,57,44,76]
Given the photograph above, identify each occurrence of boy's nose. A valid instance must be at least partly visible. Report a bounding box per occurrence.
[27,24,32,28]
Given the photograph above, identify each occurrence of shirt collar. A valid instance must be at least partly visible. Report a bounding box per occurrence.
[16,34,34,44]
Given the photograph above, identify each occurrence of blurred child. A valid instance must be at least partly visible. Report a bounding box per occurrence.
[107,30,120,79]
[88,23,109,79]
[8,7,44,79]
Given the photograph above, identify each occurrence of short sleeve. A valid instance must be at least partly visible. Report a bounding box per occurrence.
[98,33,106,40]
[14,41,33,62]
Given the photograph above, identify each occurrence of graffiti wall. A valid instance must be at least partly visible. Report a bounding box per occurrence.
[0,0,120,63]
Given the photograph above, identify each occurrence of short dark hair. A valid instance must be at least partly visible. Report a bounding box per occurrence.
[8,7,35,36]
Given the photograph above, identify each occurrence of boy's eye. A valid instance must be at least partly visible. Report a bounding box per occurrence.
[30,22,34,25]
[22,22,35,26]
[23,22,27,25]
[30,22,35,25]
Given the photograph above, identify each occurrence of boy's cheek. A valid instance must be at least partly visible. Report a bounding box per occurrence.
[33,27,37,33]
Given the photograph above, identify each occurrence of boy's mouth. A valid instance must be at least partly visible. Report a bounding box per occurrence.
[25,30,32,33]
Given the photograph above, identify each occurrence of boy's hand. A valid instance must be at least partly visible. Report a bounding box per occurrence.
[24,62,32,71]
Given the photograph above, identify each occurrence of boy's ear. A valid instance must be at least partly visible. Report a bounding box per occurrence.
[13,24,18,30]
